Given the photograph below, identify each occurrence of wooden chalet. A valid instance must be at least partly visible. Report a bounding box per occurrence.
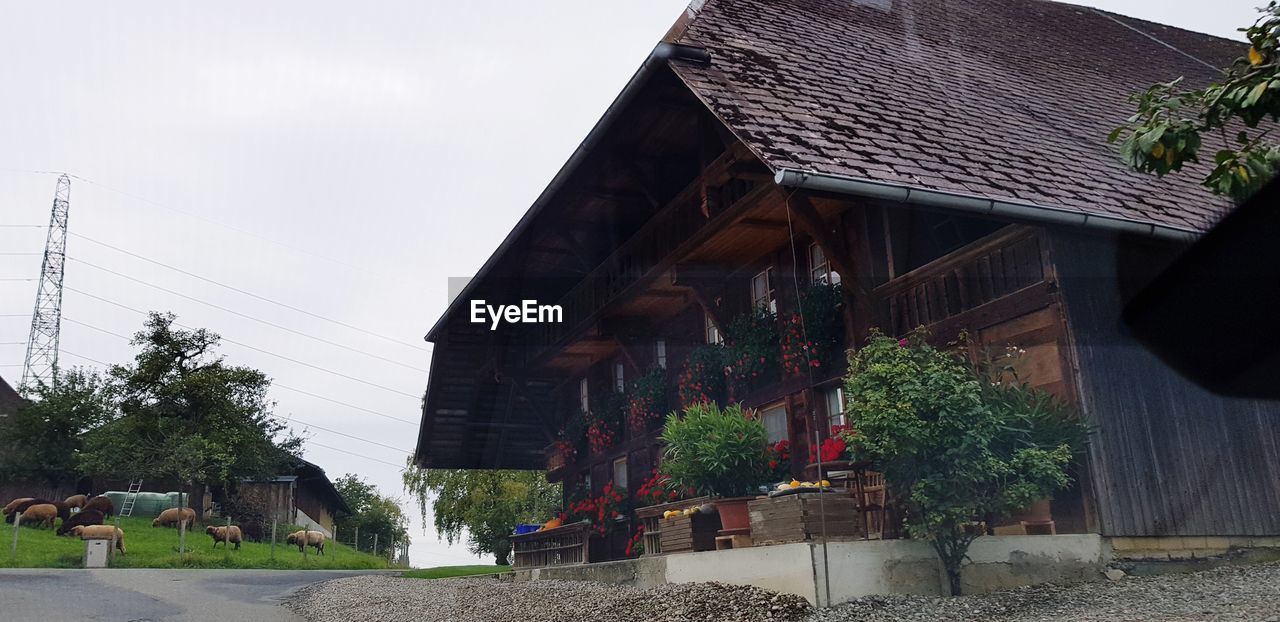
[415,0,1280,563]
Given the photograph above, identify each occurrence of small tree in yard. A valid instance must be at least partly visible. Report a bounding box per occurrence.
[334,474,410,553]
[402,465,560,565]
[1109,2,1280,200]
[0,368,112,487]
[844,331,1084,596]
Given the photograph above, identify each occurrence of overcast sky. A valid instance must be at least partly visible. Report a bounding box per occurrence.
[0,1,1260,567]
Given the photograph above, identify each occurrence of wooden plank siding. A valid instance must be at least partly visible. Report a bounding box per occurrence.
[1052,232,1280,536]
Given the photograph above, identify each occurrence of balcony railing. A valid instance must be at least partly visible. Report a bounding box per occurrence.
[875,226,1047,336]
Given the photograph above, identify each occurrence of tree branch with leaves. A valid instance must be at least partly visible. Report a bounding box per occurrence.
[1109,2,1280,200]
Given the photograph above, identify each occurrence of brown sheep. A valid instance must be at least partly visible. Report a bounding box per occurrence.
[19,503,59,529]
[152,507,196,528]
[57,509,104,536]
[70,525,125,554]
[63,494,88,509]
[3,497,33,515]
[285,530,325,555]
[82,495,114,518]
[206,525,242,550]
[5,498,52,523]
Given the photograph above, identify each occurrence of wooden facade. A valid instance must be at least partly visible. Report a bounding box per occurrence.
[415,15,1280,553]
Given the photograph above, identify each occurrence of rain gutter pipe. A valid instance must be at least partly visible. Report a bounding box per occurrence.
[773,168,1200,243]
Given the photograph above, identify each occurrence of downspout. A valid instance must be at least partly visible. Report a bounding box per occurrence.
[774,169,1201,243]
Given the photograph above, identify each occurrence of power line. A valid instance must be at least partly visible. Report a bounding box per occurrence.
[273,383,419,426]
[0,224,46,228]
[0,278,36,282]
[56,317,416,455]
[64,288,422,400]
[68,258,429,372]
[307,440,407,470]
[59,172,402,283]
[60,348,110,367]
[69,233,430,353]
[63,315,420,426]
[283,417,412,455]
[0,253,41,256]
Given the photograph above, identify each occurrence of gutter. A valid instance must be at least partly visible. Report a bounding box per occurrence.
[773,168,1201,243]
[424,42,710,342]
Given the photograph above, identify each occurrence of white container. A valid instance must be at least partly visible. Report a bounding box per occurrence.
[83,538,111,568]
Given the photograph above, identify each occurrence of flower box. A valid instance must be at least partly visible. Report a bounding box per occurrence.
[747,492,863,545]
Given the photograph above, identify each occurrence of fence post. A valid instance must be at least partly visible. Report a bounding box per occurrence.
[110,517,119,562]
[10,511,21,562]
[179,515,186,554]
[270,518,277,561]
[372,533,378,559]
[353,526,359,552]
[224,516,231,552]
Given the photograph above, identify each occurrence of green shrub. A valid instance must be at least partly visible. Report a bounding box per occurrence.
[659,402,771,498]
[845,330,1085,596]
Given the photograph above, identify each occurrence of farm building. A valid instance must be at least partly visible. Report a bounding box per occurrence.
[237,458,350,537]
[412,0,1280,600]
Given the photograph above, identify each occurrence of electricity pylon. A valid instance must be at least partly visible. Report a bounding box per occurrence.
[21,174,71,390]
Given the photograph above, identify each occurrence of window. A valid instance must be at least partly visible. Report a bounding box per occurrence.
[761,403,788,444]
[809,242,841,285]
[612,457,628,490]
[613,361,625,393]
[705,312,723,345]
[655,339,667,369]
[751,267,777,314]
[578,377,589,413]
[825,386,846,427]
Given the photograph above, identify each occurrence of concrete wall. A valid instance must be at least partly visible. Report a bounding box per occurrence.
[511,535,1108,605]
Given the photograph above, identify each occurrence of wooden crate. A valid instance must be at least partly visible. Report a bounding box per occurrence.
[657,512,721,554]
[635,497,713,556]
[748,493,864,545]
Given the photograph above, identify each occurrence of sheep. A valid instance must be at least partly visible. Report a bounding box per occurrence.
[82,495,114,518]
[4,498,52,523]
[57,509,104,536]
[19,503,59,529]
[63,494,88,510]
[3,497,33,515]
[205,525,243,550]
[238,519,264,544]
[70,525,125,554]
[285,530,325,555]
[152,507,196,528]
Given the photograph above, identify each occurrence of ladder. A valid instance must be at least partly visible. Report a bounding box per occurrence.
[119,480,143,517]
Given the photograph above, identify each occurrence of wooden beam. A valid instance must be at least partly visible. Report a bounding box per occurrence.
[739,218,789,230]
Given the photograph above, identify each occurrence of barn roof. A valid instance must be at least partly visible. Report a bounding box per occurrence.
[668,0,1242,233]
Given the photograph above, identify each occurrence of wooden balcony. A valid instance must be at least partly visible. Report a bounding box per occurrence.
[875,226,1051,338]
[526,144,773,367]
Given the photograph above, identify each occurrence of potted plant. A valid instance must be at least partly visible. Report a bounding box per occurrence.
[585,392,624,455]
[678,344,726,407]
[781,283,843,376]
[626,368,668,436]
[658,402,771,534]
[724,308,779,394]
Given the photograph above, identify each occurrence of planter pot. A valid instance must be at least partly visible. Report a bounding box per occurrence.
[713,497,754,534]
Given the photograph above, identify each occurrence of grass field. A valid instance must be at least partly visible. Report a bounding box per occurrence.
[401,564,511,579]
[0,516,393,569]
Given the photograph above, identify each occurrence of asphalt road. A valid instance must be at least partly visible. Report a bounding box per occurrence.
[0,568,386,621]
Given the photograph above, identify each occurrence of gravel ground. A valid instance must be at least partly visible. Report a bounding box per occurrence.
[287,576,812,622]
[812,562,1280,622]
[288,562,1280,622]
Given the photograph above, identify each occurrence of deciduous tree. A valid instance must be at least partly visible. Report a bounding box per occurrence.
[402,465,560,565]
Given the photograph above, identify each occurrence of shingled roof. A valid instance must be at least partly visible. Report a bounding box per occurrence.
[668,0,1244,233]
